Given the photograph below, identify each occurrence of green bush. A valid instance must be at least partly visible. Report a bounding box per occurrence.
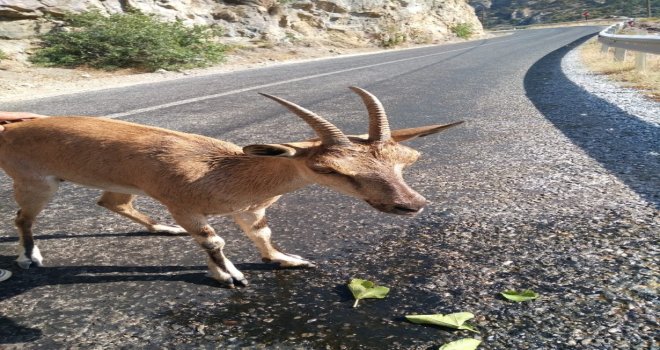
[0,50,7,61]
[31,11,226,71]
[451,23,473,39]
[378,26,407,48]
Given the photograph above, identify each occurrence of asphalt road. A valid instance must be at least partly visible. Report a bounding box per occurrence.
[1,27,658,349]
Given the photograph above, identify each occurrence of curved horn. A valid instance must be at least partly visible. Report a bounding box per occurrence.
[260,93,351,146]
[349,86,391,142]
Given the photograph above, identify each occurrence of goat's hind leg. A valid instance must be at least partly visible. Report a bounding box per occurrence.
[171,212,247,288]
[13,176,59,269]
[97,191,186,234]
[233,209,315,268]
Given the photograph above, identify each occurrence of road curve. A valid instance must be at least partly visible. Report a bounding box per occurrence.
[1,27,658,349]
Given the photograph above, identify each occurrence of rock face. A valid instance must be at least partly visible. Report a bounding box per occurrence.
[469,0,655,27]
[0,0,481,43]
[0,0,482,66]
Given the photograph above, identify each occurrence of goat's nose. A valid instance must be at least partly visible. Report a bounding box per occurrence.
[412,193,427,209]
[392,193,427,214]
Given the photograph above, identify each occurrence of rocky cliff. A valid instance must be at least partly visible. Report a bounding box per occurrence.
[469,0,658,28]
[0,0,482,62]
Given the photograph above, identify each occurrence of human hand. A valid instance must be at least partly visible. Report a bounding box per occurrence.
[0,112,49,131]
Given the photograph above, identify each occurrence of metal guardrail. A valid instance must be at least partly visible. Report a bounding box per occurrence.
[597,21,660,70]
[598,22,660,54]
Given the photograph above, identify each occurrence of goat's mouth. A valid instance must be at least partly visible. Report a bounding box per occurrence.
[365,201,424,216]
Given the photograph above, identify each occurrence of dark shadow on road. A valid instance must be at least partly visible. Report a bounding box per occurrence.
[0,314,43,344]
[0,255,294,302]
[524,34,659,208]
[0,230,187,243]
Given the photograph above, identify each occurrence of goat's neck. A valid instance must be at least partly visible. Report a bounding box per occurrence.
[208,155,310,200]
[251,156,309,195]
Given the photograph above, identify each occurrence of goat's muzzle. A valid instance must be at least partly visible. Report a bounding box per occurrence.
[365,196,427,216]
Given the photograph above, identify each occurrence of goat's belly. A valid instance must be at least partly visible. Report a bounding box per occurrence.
[64,178,147,196]
[86,183,147,196]
[203,196,282,216]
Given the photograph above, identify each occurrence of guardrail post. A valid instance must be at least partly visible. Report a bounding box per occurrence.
[635,52,647,71]
[600,44,609,53]
[614,47,626,61]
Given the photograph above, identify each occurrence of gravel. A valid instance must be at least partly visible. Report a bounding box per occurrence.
[561,48,660,126]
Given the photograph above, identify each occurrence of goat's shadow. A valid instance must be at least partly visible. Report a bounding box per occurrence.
[0,230,184,243]
[0,249,208,344]
[0,229,303,344]
[524,34,659,208]
[0,314,43,344]
[0,257,288,300]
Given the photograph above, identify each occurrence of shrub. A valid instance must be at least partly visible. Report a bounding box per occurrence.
[408,28,434,44]
[377,26,407,48]
[31,10,226,71]
[0,50,7,61]
[451,23,473,39]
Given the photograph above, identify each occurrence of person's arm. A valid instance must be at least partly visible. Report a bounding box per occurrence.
[0,112,49,131]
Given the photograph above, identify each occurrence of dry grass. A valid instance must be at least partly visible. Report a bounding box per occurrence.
[579,37,660,101]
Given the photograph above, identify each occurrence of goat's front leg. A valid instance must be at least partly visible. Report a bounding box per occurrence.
[171,212,247,288]
[233,209,315,268]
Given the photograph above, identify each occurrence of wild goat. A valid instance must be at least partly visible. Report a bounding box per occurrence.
[0,87,462,288]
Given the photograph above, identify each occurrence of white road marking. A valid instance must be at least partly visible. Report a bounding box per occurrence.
[106,37,519,119]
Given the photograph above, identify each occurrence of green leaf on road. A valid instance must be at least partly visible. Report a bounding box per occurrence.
[348,279,390,308]
[501,289,539,302]
[439,338,481,350]
[405,312,478,333]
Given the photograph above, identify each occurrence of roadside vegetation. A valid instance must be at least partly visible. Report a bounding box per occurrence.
[377,25,407,48]
[30,10,226,72]
[451,23,474,39]
[580,37,660,101]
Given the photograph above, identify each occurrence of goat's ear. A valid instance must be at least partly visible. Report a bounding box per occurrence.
[391,121,464,142]
[243,144,298,157]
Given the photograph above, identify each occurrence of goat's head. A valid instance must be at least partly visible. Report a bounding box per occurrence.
[243,87,463,216]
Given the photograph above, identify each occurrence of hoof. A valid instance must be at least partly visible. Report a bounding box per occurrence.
[262,257,316,269]
[234,278,249,287]
[220,277,236,289]
[17,246,43,269]
[206,272,238,288]
[17,258,32,270]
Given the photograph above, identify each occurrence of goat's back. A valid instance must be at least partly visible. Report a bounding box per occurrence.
[0,116,243,194]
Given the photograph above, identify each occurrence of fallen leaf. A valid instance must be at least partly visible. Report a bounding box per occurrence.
[439,338,481,350]
[501,290,539,302]
[347,279,390,308]
[405,312,478,333]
